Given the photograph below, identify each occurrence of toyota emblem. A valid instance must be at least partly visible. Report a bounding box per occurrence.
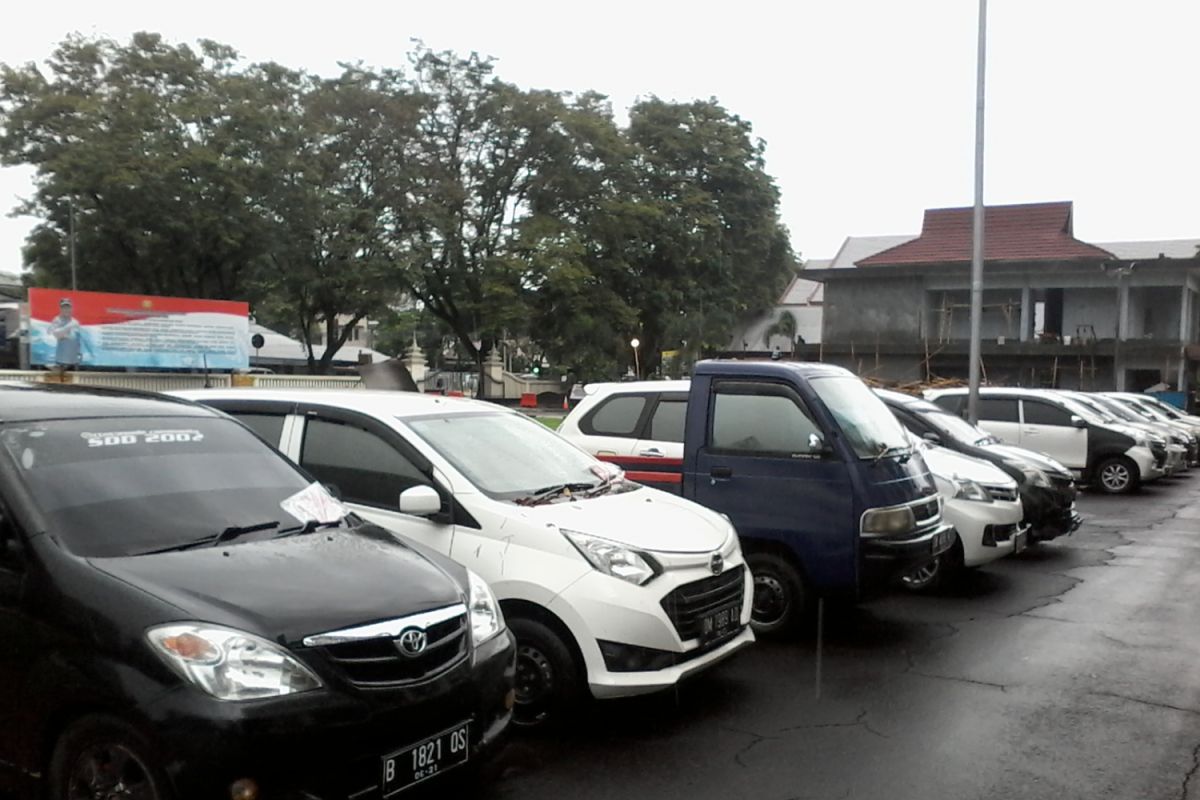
[396,628,428,657]
[709,553,724,575]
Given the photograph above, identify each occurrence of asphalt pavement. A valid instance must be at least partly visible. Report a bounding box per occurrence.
[484,477,1200,800]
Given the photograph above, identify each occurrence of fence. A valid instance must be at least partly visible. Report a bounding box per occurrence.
[0,370,363,392]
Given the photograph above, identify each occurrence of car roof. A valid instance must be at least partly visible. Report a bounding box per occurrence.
[874,388,944,412]
[172,388,518,420]
[0,382,217,423]
[582,379,691,396]
[693,359,853,380]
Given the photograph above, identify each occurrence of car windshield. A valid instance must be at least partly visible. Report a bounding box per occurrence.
[922,409,995,446]
[1054,395,1106,425]
[1088,395,1141,423]
[404,412,623,501]
[1130,400,1172,422]
[1067,395,1119,424]
[0,417,320,558]
[810,376,910,459]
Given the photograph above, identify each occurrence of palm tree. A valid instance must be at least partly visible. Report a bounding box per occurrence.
[762,310,798,352]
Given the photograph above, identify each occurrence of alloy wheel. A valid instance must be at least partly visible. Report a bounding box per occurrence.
[67,743,157,800]
[1101,462,1131,492]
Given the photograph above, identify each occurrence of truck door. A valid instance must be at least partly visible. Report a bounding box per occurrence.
[687,379,856,594]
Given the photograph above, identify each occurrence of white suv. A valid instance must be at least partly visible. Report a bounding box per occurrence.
[176,389,753,726]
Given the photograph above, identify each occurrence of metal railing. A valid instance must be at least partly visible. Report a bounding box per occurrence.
[0,370,362,392]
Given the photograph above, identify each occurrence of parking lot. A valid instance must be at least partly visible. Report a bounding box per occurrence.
[484,477,1200,800]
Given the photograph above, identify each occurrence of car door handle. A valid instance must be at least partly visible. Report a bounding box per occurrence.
[639,448,665,458]
[710,466,733,480]
[1023,429,1039,435]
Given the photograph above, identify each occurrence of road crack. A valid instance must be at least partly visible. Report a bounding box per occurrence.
[903,649,1007,692]
[1089,690,1200,717]
[779,709,889,739]
[1182,739,1200,800]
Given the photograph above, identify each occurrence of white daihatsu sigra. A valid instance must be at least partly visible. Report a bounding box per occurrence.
[175,390,754,727]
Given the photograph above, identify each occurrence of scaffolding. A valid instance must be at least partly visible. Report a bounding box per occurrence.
[935,292,1020,344]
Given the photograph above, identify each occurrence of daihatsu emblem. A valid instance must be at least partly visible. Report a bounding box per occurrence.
[710,553,724,575]
[396,628,427,657]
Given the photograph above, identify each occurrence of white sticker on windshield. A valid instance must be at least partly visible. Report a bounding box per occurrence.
[80,429,206,448]
[280,482,349,525]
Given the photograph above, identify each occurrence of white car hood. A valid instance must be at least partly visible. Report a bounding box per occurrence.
[516,486,730,554]
[921,444,1012,485]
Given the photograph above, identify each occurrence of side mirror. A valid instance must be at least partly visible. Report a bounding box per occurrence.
[807,432,833,456]
[399,485,442,517]
[1070,415,1087,429]
[922,431,942,445]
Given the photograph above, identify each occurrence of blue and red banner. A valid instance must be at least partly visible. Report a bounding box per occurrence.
[29,289,250,370]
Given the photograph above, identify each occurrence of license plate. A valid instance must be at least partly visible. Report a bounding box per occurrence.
[381,722,470,797]
[700,602,740,640]
[1013,529,1028,554]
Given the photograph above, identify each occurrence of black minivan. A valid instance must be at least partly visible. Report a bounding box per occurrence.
[0,384,514,799]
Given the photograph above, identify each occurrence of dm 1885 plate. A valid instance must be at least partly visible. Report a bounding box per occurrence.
[700,601,740,641]
[381,721,470,797]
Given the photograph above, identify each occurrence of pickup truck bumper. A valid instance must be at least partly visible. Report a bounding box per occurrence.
[860,522,956,591]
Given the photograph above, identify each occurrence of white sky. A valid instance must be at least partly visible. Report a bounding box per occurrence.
[1,0,1198,273]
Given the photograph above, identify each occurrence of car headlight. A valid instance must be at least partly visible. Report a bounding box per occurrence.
[861,505,916,535]
[1021,467,1051,488]
[467,568,505,646]
[953,477,993,502]
[147,624,322,701]
[562,529,660,585]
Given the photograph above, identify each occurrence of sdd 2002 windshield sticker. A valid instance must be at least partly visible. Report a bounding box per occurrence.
[79,430,206,448]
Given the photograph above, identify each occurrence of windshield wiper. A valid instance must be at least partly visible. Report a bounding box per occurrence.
[275,518,348,538]
[137,521,281,555]
[871,444,910,464]
[517,482,597,506]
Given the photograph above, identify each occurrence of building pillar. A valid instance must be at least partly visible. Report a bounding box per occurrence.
[1019,286,1032,342]
[400,336,428,391]
[482,348,505,400]
[1179,286,1192,391]
[1114,276,1130,391]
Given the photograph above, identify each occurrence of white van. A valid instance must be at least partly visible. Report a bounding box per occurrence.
[924,387,1165,494]
[175,390,754,726]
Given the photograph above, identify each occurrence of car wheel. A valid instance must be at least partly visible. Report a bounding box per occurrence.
[1095,456,1139,494]
[746,552,807,637]
[48,714,171,800]
[509,616,581,729]
[900,557,942,592]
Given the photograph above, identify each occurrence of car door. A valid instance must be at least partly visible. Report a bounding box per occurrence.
[1019,399,1088,470]
[294,408,456,558]
[574,392,654,457]
[688,380,856,591]
[975,397,1022,444]
[634,393,688,459]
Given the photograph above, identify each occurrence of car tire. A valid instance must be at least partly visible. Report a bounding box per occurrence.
[746,552,807,637]
[900,556,942,592]
[1094,456,1140,495]
[509,616,581,729]
[48,714,172,800]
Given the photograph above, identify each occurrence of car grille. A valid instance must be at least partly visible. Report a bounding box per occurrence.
[1151,442,1168,466]
[984,485,1018,502]
[661,565,745,642]
[912,496,940,524]
[310,613,469,689]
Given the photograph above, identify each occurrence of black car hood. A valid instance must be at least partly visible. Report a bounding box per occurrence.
[985,443,1072,478]
[88,526,464,646]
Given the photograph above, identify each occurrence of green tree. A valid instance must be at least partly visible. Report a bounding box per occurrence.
[0,33,273,298]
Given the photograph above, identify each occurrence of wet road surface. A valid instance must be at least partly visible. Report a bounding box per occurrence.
[484,476,1200,800]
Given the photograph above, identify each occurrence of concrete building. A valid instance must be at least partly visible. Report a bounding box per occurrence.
[802,201,1200,392]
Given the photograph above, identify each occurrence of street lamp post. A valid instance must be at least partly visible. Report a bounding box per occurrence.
[630,338,641,379]
[966,0,988,425]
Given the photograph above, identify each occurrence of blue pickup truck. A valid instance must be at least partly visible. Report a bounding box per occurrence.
[559,360,955,634]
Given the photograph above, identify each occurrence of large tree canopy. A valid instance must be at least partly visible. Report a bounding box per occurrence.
[0,34,796,378]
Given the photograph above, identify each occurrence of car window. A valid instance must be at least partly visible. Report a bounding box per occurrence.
[232,412,286,445]
[584,395,648,437]
[1022,400,1071,426]
[648,399,687,443]
[300,417,428,509]
[710,385,822,455]
[0,417,315,558]
[978,397,1019,423]
[930,394,965,415]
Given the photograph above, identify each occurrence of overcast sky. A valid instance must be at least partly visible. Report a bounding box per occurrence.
[1,0,1197,273]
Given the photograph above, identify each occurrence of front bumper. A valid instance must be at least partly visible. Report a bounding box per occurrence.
[1165,445,1187,474]
[549,557,755,700]
[145,630,516,800]
[1129,446,1163,482]
[943,497,1024,568]
[861,521,956,589]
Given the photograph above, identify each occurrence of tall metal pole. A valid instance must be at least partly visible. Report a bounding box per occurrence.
[966,0,988,425]
[68,197,78,291]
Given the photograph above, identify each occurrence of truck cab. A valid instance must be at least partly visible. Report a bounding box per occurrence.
[560,360,954,634]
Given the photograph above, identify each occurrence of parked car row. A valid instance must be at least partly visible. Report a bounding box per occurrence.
[925,387,1200,494]
[3,367,1185,799]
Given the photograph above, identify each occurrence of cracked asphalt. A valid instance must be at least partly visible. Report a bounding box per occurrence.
[482,476,1200,800]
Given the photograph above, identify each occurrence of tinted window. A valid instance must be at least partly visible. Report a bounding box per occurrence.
[710,387,822,455]
[930,394,965,415]
[0,417,314,557]
[1022,401,1070,426]
[978,398,1019,423]
[648,399,687,443]
[586,396,648,437]
[233,412,286,445]
[300,418,428,508]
